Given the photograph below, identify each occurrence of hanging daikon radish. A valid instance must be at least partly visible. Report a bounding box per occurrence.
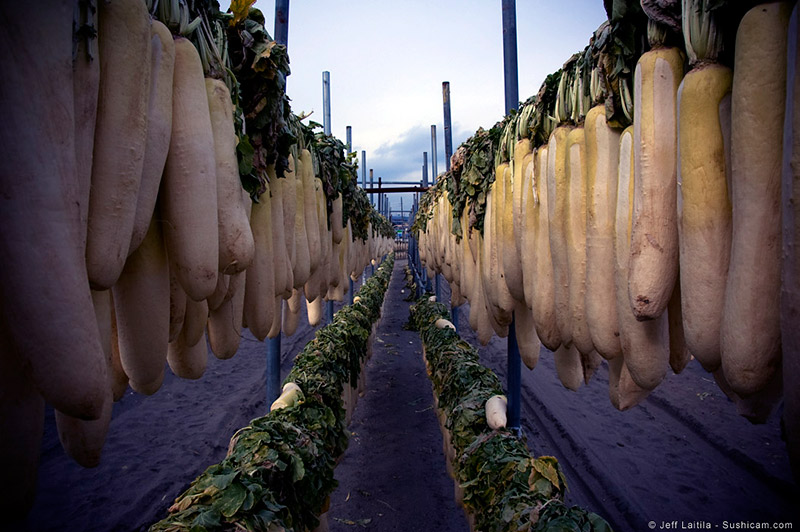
[182,298,209,348]
[500,161,525,303]
[554,344,584,391]
[0,330,45,514]
[331,193,344,244]
[547,126,574,346]
[269,170,291,299]
[300,149,322,275]
[207,78,254,275]
[73,0,99,252]
[207,274,230,312]
[526,146,562,351]
[485,395,508,430]
[678,0,732,372]
[628,21,685,320]
[484,167,513,327]
[86,0,151,289]
[167,330,208,380]
[607,356,651,411]
[243,183,276,341]
[565,128,595,356]
[130,20,175,254]
[283,289,303,336]
[306,296,324,327]
[95,291,127,402]
[721,1,793,396]
[584,105,622,359]
[668,277,690,374]
[513,138,533,269]
[208,272,246,360]
[514,300,541,370]
[0,0,108,420]
[292,159,312,289]
[168,267,187,342]
[109,302,130,400]
[615,127,670,390]
[55,380,112,468]
[112,217,169,395]
[161,37,218,301]
[782,1,800,481]
[267,296,283,339]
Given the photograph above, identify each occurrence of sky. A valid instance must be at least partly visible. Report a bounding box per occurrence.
[239,0,609,216]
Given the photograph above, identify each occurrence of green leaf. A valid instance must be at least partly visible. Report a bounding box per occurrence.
[214,482,247,518]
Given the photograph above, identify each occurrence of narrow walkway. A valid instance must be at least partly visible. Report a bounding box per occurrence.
[328,259,468,532]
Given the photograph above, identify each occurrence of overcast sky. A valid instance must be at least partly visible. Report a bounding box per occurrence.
[242,1,608,214]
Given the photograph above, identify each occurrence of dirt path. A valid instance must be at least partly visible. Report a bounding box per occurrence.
[327,259,468,532]
[434,277,799,531]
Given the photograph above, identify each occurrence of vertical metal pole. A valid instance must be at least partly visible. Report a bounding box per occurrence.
[502,0,521,436]
[322,71,331,135]
[266,304,282,405]
[268,0,289,407]
[502,0,519,115]
[346,126,352,152]
[378,177,383,212]
[349,278,354,305]
[274,0,289,46]
[442,84,458,331]
[442,82,453,172]
[361,151,367,189]
[370,169,374,205]
[431,125,438,182]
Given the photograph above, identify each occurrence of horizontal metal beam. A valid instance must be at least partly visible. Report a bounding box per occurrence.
[363,186,429,194]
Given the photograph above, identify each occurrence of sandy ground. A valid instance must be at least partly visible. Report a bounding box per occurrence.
[13,258,800,532]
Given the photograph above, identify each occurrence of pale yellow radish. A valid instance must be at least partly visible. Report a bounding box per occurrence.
[207,78,255,275]
[73,0,99,252]
[208,272,246,360]
[677,60,732,371]
[513,300,541,370]
[0,0,108,420]
[130,20,175,254]
[86,0,151,289]
[547,126,574,346]
[628,44,685,320]
[615,127,670,390]
[565,127,595,356]
[161,37,219,301]
[167,330,208,380]
[112,217,169,395]
[243,184,276,341]
[269,170,292,299]
[584,105,622,359]
[721,1,793,396]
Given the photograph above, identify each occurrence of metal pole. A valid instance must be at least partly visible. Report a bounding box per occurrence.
[442,83,458,332]
[422,152,428,188]
[266,303,283,405]
[502,0,521,436]
[442,82,453,172]
[502,0,519,114]
[378,177,383,212]
[362,151,367,189]
[370,169,374,205]
[346,126,352,152]
[274,0,289,46]
[431,125,438,182]
[269,3,289,407]
[322,71,331,135]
